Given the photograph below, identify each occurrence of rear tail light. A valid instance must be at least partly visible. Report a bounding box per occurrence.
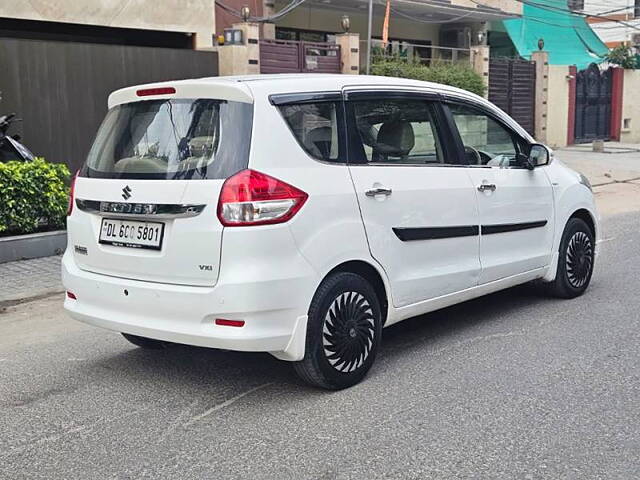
[217,169,308,226]
[67,171,78,216]
[66,291,77,300]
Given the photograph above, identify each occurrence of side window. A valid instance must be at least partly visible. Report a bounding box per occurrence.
[278,102,341,162]
[349,99,447,165]
[448,103,526,167]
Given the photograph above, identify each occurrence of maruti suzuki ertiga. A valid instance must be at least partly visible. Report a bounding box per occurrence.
[63,75,598,389]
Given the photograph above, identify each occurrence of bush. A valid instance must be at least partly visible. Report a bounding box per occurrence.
[371,58,486,96]
[605,45,638,69]
[0,158,70,236]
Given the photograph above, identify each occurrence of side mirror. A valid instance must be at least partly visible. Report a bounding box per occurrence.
[524,143,550,170]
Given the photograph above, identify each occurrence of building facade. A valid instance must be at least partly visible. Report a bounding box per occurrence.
[573,0,640,47]
[218,0,522,61]
[2,0,216,48]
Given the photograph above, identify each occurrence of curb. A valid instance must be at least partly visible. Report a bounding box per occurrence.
[0,230,67,264]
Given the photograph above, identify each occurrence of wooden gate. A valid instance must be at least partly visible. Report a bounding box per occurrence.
[574,63,612,143]
[260,39,341,74]
[488,58,536,135]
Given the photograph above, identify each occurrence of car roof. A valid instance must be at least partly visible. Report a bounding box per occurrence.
[109,74,482,106]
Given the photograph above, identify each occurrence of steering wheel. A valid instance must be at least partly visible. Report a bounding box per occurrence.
[477,150,493,164]
[464,146,482,165]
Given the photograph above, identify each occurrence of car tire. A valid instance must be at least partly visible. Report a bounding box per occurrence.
[293,272,383,390]
[548,217,595,299]
[121,333,168,349]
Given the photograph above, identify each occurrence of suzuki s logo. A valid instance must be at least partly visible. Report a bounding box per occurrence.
[122,185,132,200]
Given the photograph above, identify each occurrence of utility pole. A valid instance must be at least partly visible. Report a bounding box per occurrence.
[366,0,373,74]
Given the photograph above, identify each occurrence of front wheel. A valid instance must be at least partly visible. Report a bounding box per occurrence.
[294,272,383,390]
[548,217,595,298]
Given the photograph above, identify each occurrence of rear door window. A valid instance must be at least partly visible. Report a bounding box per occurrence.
[82,99,253,179]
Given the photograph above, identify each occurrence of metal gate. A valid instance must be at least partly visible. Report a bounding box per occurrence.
[260,39,341,74]
[574,63,612,143]
[0,37,218,171]
[488,58,536,135]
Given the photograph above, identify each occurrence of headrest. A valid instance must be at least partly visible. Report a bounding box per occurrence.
[375,120,415,157]
[305,127,333,158]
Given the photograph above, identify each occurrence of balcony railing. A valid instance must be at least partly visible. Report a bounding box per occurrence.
[361,39,472,67]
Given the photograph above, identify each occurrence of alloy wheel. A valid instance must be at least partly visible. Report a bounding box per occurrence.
[566,231,593,289]
[322,292,376,373]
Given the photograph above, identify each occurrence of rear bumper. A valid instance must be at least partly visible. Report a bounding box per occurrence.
[61,250,315,361]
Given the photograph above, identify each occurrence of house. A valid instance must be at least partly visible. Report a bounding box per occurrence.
[571,0,640,48]
[1,0,216,49]
[0,1,219,170]
[217,0,523,67]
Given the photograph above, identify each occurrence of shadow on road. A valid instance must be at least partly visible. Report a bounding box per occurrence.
[80,283,554,395]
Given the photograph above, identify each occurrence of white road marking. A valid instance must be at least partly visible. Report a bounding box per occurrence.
[596,237,616,244]
[184,382,273,427]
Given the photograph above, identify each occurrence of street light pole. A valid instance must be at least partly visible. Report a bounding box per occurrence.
[366,0,373,75]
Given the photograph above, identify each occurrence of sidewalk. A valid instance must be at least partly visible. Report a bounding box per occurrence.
[556,142,640,217]
[0,255,63,304]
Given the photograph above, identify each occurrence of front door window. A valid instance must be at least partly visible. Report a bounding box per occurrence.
[448,103,526,168]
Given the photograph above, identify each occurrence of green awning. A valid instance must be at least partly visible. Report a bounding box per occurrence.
[502,0,609,69]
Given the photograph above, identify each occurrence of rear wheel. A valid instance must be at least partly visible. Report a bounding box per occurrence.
[121,333,168,349]
[548,217,595,298]
[294,272,383,390]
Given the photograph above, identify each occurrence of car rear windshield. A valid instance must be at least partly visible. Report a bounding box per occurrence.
[81,99,253,180]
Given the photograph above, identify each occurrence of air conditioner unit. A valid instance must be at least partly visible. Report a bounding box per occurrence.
[632,33,640,46]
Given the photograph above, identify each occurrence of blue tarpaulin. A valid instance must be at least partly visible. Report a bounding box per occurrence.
[503,0,609,69]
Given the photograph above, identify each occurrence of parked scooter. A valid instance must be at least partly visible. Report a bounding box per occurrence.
[0,111,35,162]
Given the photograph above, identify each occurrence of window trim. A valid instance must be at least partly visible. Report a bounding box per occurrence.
[441,99,531,170]
[344,90,465,167]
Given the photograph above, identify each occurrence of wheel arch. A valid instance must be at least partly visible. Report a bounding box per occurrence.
[324,260,389,325]
[569,208,596,239]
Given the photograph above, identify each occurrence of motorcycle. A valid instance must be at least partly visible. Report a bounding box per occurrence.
[0,111,35,162]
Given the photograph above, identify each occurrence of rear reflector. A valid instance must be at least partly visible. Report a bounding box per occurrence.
[136,87,176,97]
[215,318,245,328]
[66,291,77,300]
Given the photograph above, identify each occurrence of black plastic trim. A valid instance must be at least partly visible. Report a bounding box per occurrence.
[269,91,342,106]
[343,89,441,101]
[393,225,479,241]
[481,220,547,235]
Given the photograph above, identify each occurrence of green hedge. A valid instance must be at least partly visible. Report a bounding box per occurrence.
[0,158,70,236]
[371,59,486,97]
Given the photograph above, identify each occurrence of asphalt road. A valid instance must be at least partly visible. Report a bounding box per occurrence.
[1,212,639,480]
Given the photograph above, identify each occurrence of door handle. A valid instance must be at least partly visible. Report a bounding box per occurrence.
[365,187,392,197]
[477,183,496,193]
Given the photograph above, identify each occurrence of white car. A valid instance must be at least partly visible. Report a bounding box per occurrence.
[62,74,598,389]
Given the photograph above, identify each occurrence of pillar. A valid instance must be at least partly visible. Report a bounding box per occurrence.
[336,33,361,75]
[262,0,276,40]
[218,22,260,76]
[567,65,577,145]
[471,45,490,98]
[610,67,624,141]
[531,50,549,143]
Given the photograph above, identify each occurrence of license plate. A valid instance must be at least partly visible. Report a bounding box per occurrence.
[99,218,164,250]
